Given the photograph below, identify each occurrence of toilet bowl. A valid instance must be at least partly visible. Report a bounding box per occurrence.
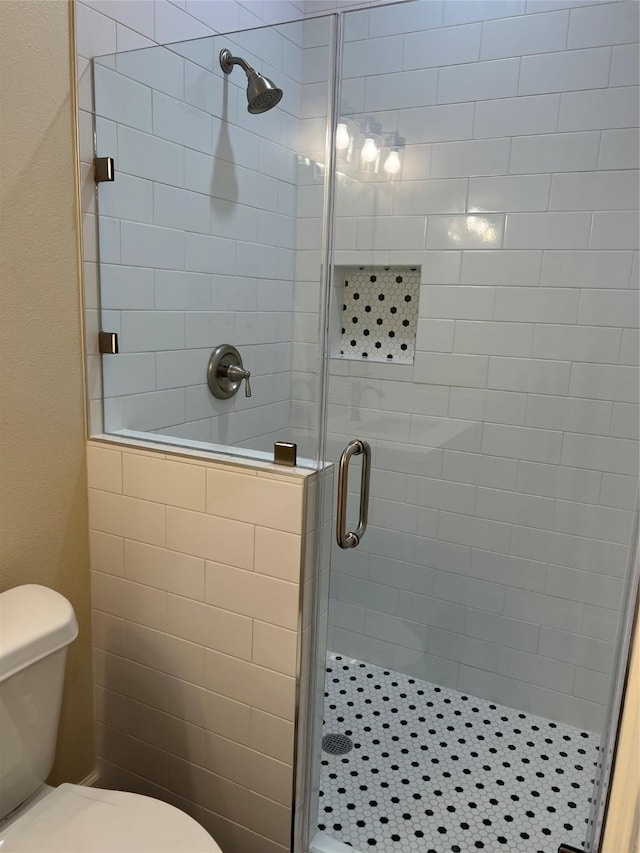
[0,585,223,853]
[0,783,220,852]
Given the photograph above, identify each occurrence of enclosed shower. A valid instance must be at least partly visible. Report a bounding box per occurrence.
[88,1,639,851]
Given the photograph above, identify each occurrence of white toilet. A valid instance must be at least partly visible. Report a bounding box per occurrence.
[0,584,223,852]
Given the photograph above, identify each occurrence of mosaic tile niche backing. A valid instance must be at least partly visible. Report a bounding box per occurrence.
[339,266,420,364]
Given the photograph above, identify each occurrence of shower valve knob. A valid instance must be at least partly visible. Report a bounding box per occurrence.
[207,345,252,399]
[225,364,252,397]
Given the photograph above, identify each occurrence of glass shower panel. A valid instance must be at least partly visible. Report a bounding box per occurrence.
[92,17,333,466]
[308,2,639,852]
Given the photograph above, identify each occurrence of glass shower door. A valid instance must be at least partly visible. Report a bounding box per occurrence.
[307,2,639,852]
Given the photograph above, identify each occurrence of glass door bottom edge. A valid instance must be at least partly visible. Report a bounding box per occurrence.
[313,652,599,853]
[308,830,354,853]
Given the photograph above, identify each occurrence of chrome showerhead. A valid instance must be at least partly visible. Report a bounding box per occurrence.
[245,72,283,114]
[219,48,283,114]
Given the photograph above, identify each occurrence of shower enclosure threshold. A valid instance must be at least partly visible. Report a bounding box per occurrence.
[309,831,354,852]
[317,653,598,853]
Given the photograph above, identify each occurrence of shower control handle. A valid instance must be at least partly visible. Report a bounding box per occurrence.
[225,364,252,397]
[336,439,371,549]
[207,345,252,399]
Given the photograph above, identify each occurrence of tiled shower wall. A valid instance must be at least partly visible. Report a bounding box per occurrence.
[291,0,639,733]
[77,0,307,451]
[87,440,315,853]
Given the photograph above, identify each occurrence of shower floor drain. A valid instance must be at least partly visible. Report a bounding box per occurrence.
[322,733,353,755]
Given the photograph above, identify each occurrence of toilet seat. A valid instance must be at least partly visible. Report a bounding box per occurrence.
[0,783,222,852]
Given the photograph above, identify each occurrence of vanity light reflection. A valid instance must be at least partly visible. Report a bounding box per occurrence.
[383,148,402,175]
[360,135,379,164]
[336,122,351,151]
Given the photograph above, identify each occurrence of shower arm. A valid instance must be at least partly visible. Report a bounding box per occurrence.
[220,50,254,77]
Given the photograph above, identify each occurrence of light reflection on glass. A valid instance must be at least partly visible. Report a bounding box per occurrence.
[360,136,380,164]
[383,149,402,175]
[335,122,351,151]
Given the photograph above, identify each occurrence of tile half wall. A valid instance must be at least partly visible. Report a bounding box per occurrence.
[87,439,317,853]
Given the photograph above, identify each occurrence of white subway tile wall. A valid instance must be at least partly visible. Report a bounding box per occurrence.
[289,0,639,735]
[88,441,315,853]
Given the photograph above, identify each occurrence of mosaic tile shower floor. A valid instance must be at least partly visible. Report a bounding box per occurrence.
[318,653,599,853]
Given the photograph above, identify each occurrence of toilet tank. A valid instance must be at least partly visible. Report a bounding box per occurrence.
[0,585,78,819]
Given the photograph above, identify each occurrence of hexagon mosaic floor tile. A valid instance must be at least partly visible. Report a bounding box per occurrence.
[317,653,599,853]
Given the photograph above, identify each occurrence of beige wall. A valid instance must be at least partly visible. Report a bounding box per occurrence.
[0,0,94,783]
[602,595,639,853]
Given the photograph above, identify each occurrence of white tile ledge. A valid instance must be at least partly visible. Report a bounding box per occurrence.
[89,432,319,480]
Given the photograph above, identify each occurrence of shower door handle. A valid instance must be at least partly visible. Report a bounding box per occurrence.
[336,439,371,549]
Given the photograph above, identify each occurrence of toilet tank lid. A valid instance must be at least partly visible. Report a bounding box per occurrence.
[0,585,78,683]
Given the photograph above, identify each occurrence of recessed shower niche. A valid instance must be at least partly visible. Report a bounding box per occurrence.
[332,266,421,364]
